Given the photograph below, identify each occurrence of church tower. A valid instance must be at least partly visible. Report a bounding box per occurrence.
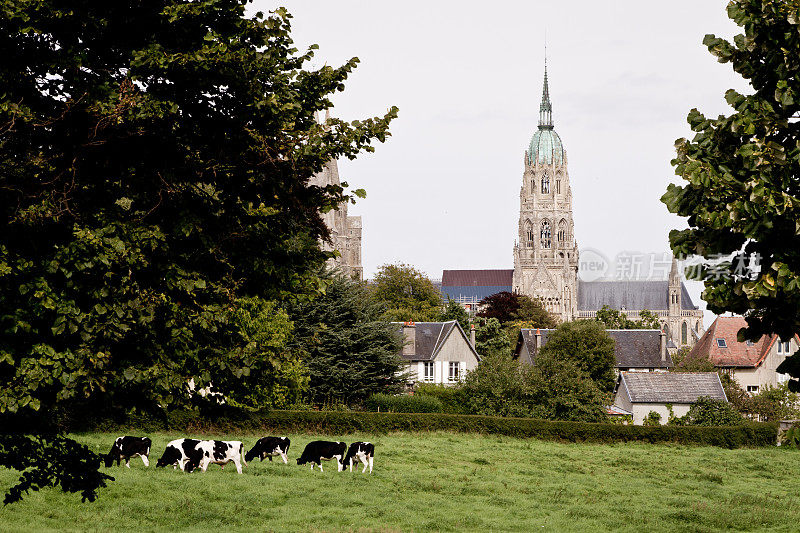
[512,65,579,322]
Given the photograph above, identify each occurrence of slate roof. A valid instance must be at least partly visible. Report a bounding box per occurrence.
[394,321,480,362]
[618,372,727,404]
[607,330,672,369]
[517,328,672,369]
[577,280,697,311]
[442,269,514,287]
[689,316,798,368]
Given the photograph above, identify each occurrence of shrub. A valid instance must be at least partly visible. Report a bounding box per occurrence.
[363,393,443,414]
[643,411,662,426]
[414,384,469,414]
[684,397,743,426]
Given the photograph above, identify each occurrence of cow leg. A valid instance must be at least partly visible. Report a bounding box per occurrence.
[234,459,242,474]
[280,452,287,465]
[318,462,323,472]
[268,455,273,462]
[201,459,209,473]
[125,458,131,469]
[141,455,150,467]
[368,456,373,473]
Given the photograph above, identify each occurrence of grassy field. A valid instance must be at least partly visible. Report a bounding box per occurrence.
[1,432,799,532]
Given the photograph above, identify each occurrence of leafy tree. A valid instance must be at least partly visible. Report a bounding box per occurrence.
[595,306,661,329]
[671,347,716,372]
[516,295,558,327]
[477,291,520,323]
[474,317,512,358]
[440,299,470,332]
[538,320,617,392]
[459,353,530,418]
[371,263,442,322]
[288,274,404,405]
[660,0,800,391]
[0,1,395,501]
[682,397,744,426]
[748,383,800,422]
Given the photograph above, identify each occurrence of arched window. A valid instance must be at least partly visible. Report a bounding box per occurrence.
[541,172,550,194]
[525,221,535,244]
[557,219,567,244]
[556,179,561,194]
[540,220,551,249]
[681,322,688,345]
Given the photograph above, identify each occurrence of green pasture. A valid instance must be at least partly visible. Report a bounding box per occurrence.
[1,432,798,532]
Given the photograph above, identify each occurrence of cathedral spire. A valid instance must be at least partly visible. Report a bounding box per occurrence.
[538,61,553,130]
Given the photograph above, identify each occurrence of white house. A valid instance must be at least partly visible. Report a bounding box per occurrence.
[395,321,480,386]
[612,372,727,425]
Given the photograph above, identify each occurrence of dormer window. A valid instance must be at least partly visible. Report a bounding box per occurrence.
[716,339,727,348]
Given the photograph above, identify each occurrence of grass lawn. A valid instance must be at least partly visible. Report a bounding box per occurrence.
[1,431,799,532]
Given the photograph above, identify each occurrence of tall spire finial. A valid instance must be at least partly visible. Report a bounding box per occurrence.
[538,47,553,130]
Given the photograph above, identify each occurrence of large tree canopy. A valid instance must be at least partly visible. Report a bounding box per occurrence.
[371,263,442,322]
[0,0,396,501]
[661,0,800,390]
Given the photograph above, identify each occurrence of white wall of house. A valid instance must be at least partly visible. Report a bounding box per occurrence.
[613,389,691,425]
[405,332,479,386]
[730,337,796,393]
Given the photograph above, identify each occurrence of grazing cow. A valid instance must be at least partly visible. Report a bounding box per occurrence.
[184,440,246,474]
[343,441,374,473]
[105,436,152,468]
[156,438,202,471]
[245,437,290,465]
[296,441,346,472]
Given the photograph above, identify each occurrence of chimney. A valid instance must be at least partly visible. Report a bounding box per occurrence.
[402,322,416,356]
[659,330,667,363]
[470,323,476,347]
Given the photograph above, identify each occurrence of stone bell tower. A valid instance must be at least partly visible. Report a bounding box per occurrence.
[512,64,579,322]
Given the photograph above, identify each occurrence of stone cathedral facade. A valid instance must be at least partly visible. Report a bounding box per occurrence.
[512,68,578,323]
[310,111,363,280]
[443,65,705,349]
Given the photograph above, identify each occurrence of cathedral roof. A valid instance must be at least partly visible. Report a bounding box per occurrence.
[577,280,697,311]
[440,269,513,302]
[527,65,565,166]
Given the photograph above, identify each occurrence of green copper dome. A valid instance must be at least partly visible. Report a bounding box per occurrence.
[528,128,564,166]
[527,65,565,166]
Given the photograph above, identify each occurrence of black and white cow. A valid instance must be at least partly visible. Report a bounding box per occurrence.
[343,441,374,473]
[296,440,346,472]
[245,436,290,464]
[184,440,246,474]
[105,436,152,468]
[156,438,202,471]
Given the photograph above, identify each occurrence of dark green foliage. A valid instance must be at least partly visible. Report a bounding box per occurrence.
[439,300,470,332]
[660,0,800,391]
[459,352,608,422]
[371,263,442,322]
[474,318,512,357]
[0,435,112,504]
[0,0,395,501]
[90,410,777,449]
[595,306,661,330]
[643,411,662,427]
[413,383,469,414]
[746,384,800,421]
[676,397,744,427]
[288,274,404,405]
[538,321,617,393]
[478,292,554,327]
[363,393,443,413]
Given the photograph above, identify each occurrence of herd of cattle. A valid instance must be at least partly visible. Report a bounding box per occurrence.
[105,436,375,474]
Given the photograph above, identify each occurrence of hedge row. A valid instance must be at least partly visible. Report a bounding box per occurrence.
[93,409,778,449]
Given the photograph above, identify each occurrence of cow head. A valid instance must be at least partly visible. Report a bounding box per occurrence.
[244,443,261,464]
[156,446,180,468]
[104,442,120,468]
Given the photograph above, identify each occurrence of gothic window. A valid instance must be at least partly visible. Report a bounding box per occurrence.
[540,220,551,249]
[525,221,535,245]
[556,180,561,194]
[681,322,688,345]
[557,219,567,244]
[541,172,550,194]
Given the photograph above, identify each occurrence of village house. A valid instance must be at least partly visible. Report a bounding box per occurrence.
[689,316,797,394]
[395,321,481,386]
[612,372,727,425]
[514,328,673,373]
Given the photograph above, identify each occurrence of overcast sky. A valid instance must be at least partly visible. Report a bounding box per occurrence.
[250,1,750,327]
